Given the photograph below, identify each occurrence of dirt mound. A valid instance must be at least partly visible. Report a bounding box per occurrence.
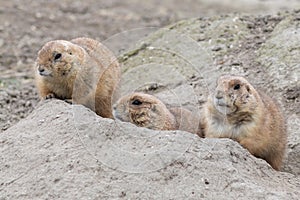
[118,12,300,176]
[1,100,299,199]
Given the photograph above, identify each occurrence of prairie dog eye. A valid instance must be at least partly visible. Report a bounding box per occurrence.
[132,99,142,105]
[233,84,240,90]
[54,53,62,61]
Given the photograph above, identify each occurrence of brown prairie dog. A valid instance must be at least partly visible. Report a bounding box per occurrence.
[113,92,202,136]
[35,37,120,118]
[201,75,287,170]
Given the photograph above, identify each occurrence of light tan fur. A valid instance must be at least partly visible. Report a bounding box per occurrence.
[113,92,202,136]
[201,75,287,170]
[35,37,120,118]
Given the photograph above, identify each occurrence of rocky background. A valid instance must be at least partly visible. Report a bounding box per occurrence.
[0,0,299,199]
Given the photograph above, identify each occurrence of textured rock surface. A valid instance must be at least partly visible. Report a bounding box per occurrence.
[119,12,300,176]
[1,100,299,199]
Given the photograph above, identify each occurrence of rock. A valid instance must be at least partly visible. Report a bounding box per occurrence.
[284,114,300,175]
[119,12,300,176]
[0,100,299,199]
[0,38,4,48]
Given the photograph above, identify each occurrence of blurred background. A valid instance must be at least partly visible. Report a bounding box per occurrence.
[1,0,300,69]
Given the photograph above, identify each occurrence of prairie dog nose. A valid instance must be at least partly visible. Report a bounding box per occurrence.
[215,90,224,99]
[38,65,45,73]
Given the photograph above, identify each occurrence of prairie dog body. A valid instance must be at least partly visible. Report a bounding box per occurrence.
[35,37,120,118]
[201,75,287,170]
[114,92,202,136]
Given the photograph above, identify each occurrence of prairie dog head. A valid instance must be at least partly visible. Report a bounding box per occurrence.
[113,92,176,130]
[211,75,258,115]
[36,40,85,79]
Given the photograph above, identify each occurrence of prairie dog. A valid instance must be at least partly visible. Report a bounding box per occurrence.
[114,92,202,136]
[35,37,120,118]
[201,75,287,170]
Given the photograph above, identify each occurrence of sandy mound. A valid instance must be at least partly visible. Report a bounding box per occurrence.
[119,12,300,176]
[1,100,299,199]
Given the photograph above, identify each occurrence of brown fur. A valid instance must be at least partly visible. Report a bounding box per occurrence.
[35,37,120,118]
[201,75,287,170]
[113,92,202,136]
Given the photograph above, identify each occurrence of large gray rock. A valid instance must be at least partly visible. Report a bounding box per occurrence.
[1,100,299,199]
[119,12,300,175]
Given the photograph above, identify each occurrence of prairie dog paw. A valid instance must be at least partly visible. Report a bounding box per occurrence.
[45,93,55,99]
[64,99,73,104]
